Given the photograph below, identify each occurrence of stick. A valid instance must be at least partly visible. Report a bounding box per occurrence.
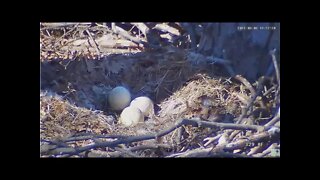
[270,49,280,88]
[234,75,256,95]
[224,130,279,151]
[63,134,128,142]
[236,76,267,124]
[114,147,140,157]
[41,23,91,28]
[153,23,181,36]
[253,143,279,157]
[55,118,270,156]
[111,23,147,47]
[264,112,280,127]
[169,147,250,157]
[85,29,101,56]
[130,23,149,37]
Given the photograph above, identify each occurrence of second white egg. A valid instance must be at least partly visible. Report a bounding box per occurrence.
[120,106,144,127]
[130,96,154,117]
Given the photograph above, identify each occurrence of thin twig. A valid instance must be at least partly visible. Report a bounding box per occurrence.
[128,144,172,152]
[234,75,256,95]
[203,134,222,147]
[85,29,101,56]
[111,23,147,47]
[41,23,91,28]
[56,118,270,156]
[63,134,128,142]
[247,142,268,156]
[130,23,149,37]
[263,85,276,97]
[181,118,266,132]
[270,49,280,109]
[53,23,80,47]
[170,147,250,157]
[253,143,279,157]
[264,112,280,127]
[270,49,280,88]
[236,76,267,124]
[224,130,279,151]
[114,147,140,157]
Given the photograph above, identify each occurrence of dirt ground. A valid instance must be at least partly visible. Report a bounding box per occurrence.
[40,22,280,157]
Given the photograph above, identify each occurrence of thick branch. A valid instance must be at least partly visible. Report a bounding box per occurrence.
[236,76,267,124]
[111,23,147,47]
[52,118,273,156]
[224,130,279,151]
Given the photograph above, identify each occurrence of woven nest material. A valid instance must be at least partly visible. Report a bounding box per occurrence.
[40,48,278,157]
[40,70,260,157]
[154,74,249,149]
[40,23,279,157]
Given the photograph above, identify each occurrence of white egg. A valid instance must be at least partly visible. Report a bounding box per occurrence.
[108,86,131,111]
[130,96,154,117]
[119,106,143,127]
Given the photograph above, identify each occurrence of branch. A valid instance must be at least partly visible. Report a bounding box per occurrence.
[236,76,267,124]
[130,23,149,36]
[234,75,256,95]
[253,143,279,157]
[270,49,280,106]
[52,118,271,156]
[41,23,91,29]
[264,112,280,128]
[153,23,180,36]
[64,134,128,142]
[128,144,171,152]
[181,118,266,132]
[224,129,279,151]
[85,29,101,56]
[111,23,147,47]
[168,147,250,158]
[87,144,171,157]
[270,49,280,88]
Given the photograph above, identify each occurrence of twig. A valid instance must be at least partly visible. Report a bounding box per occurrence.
[87,150,112,157]
[224,130,279,152]
[128,144,171,152]
[63,134,128,142]
[55,118,270,156]
[53,23,80,46]
[186,52,235,75]
[203,134,222,147]
[153,23,180,36]
[234,75,256,95]
[270,49,280,88]
[228,130,242,142]
[253,143,279,157]
[181,118,266,132]
[236,76,267,124]
[155,70,169,98]
[170,147,250,157]
[111,23,147,47]
[130,23,149,37]
[41,23,91,29]
[114,147,140,157]
[264,112,280,127]
[85,29,101,56]
[247,142,268,156]
[263,85,276,97]
[269,49,280,110]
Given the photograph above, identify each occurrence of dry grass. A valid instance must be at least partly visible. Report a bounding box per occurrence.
[40,23,280,158]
